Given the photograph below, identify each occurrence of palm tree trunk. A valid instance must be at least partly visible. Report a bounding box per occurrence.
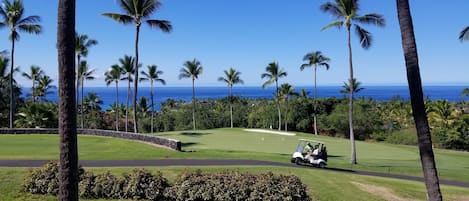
[276,80,281,131]
[347,25,357,165]
[32,80,36,103]
[396,1,442,200]
[76,55,80,125]
[313,65,318,135]
[126,79,130,132]
[133,25,140,133]
[9,39,15,128]
[285,98,288,131]
[57,0,79,200]
[192,78,196,130]
[81,78,84,128]
[150,80,154,133]
[230,85,233,128]
[115,81,119,131]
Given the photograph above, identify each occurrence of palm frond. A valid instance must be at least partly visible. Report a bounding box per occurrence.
[459,26,469,42]
[321,20,343,31]
[355,13,385,27]
[102,13,134,25]
[18,24,41,34]
[355,24,372,49]
[320,2,343,18]
[16,15,41,25]
[146,20,172,32]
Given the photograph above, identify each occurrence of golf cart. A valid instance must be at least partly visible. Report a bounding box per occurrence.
[290,139,328,168]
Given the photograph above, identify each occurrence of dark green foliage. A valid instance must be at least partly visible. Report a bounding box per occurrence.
[93,171,119,199]
[79,171,96,199]
[123,169,169,200]
[165,170,311,201]
[23,161,60,195]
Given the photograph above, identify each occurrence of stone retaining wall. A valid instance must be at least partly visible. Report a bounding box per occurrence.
[0,128,181,151]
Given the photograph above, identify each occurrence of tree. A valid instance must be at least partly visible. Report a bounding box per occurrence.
[261,61,287,131]
[0,0,42,128]
[75,32,97,115]
[340,78,365,95]
[140,65,165,133]
[105,64,124,131]
[462,88,469,100]
[83,92,103,128]
[320,0,384,164]
[301,51,330,135]
[21,65,43,102]
[179,59,203,130]
[103,0,172,133]
[119,55,135,132]
[57,0,78,199]
[396,0,442,200]
[279,83,298,131]
[218,68,244,128]
[35,75,55,101]
[77,60,95,128]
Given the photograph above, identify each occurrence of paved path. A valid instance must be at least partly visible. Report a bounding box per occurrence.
[1,159,468,188]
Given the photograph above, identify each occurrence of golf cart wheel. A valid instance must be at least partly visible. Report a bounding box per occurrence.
[295,157,302,165]
[318,162,326,168]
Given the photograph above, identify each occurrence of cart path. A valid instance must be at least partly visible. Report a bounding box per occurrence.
[1,159,468,188]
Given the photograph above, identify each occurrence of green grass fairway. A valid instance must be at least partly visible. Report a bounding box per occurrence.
[1,166,468,201]
[155,128,469,182]
[1,128,469,182]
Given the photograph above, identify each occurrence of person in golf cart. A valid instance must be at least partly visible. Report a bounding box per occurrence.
[305,143,320,162]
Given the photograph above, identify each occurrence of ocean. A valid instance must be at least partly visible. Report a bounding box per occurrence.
[22,85,469,111]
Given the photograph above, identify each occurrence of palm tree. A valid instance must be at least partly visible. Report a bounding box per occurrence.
[103,0,172,133]
[321,0,384,164]
[279,83,298,132]
[77,60,95,128]
[301,51,330,135]
[21,65,44,102]
[0,0,42,128]
[396,0,442,200]
[57,0,78,199]
[35,75,55,101]
[261,61,287,131]
[105,64,124,131]
[75,32,97,114]
[179,59,203,130]
[83,92,103,128]
[140,65,165,133]
[462,88,469,99]
[340,78,365,95]
[119,55,135,132]
[218,68,244,128]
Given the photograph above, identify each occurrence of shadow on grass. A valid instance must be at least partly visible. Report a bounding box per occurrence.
[181,132,211,137]
[181,142,199,147]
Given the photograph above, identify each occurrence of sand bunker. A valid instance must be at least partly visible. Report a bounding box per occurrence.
[244,129,296,136]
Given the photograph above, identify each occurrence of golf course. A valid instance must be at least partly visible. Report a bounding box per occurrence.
[1,128,469,200]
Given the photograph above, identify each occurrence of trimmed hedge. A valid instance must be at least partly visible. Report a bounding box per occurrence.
[24,162,312,201]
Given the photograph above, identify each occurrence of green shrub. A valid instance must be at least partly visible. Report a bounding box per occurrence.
[23,161,60,195]
[79,171,96,199]
[92,171,119,199]
[165,170,311,201]
[385,128,417,145]
[123,169,169,200]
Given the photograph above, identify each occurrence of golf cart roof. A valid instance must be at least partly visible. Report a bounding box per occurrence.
[298,139,325,144]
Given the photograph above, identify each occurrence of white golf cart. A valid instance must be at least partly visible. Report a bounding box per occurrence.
[290,139,328,168]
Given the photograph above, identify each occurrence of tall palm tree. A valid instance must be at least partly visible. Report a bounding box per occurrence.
[301,51,330,135]
[35,75,55,101]
[75,32,97,115]
[340,78,364,95]
[105,64,123,131]
[261,61,287,131]
[77,60,95,128]
[396,0,442,200]
[321,0,385,164]
[179,59,203,130]
[462,88,469,99]
[218,68,244,128]
[103,0,172,133]
[140,65,165,133]
[279,83,298,132]
[119,55,135,132]
[21,65,44,102]
[0,0,42,128]
[57,0,78,199]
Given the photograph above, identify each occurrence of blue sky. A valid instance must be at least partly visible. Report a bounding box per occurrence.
[1,0,469,87]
